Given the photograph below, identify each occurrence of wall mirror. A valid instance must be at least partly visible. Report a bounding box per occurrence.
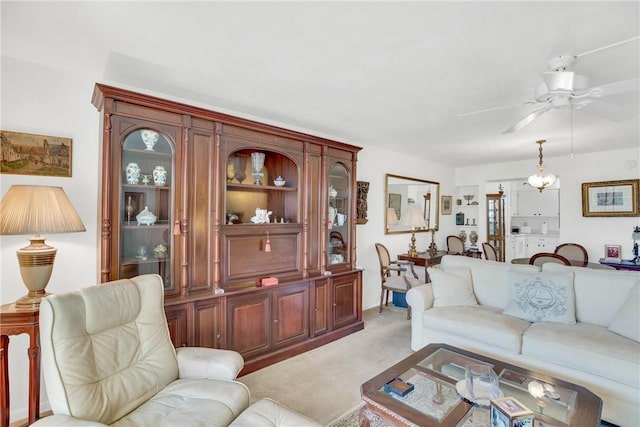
[385,173,440,234]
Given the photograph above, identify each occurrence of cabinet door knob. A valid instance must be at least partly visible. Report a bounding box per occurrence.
[273,319,279,323]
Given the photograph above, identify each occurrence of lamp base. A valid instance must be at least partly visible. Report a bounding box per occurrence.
[407,232,418,257]
[15,236,57,309]
[15,290,51,310]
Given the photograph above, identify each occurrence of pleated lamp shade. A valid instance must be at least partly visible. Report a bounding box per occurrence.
[0,185,85,309]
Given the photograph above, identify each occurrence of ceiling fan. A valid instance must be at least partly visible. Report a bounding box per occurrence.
[458,36,640,134]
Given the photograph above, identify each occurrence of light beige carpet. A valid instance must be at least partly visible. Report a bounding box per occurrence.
[238,305,413,426]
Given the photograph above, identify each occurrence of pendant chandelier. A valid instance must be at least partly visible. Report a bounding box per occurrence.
[528,139,556,192]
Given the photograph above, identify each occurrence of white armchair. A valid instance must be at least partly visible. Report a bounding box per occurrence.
[33,274,320,427]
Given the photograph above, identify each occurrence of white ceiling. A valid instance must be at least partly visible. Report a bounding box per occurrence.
[2,1,639,166]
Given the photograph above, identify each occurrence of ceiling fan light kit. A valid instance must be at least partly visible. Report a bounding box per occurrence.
[528,139,556,192]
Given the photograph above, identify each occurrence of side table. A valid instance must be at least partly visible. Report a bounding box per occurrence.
[397,250,446,282]
[0,303,40,427]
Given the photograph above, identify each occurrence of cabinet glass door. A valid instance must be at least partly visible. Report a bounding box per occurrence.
[486,194,505,261]
[121,129,174,290]
[328,163,350,266]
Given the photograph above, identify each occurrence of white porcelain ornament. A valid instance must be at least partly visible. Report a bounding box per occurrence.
[141,130,159,151]
[126,162,140,184]
[153,165,167,186]
[250,208,272,224]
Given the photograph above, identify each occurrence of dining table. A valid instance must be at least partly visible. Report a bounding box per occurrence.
[510,257,614,270]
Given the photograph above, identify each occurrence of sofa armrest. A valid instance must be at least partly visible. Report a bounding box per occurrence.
[406,284,434,351]
[31,415,107,426]
[406,283,434,312]
[176,347,244,380]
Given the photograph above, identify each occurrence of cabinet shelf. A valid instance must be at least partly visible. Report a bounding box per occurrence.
[124,148,172,157]
[122,222,170,230]
[227,183,297,192]
[123,184,171,191]
[122,257,168,266]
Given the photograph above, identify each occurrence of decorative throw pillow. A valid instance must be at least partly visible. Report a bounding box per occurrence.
[503,271,576,324]
[608,282,640,342]
[427,267,478,307]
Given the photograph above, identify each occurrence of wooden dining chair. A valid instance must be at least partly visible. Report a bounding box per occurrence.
[446,235,465,255]
[529,252,571,266]
[374,243,423,319]
[482,242,498,261]
[555,243,588,266]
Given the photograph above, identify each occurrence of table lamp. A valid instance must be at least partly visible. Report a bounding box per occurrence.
[633,226,640,265]
[400,204,427,257]
[0,185,86,309]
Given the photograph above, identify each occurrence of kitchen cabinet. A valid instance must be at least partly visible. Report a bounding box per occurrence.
[525,236,559,258]
[93,84,363,375]
[516,189,559,217]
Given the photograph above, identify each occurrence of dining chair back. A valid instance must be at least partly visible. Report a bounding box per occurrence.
[529,252,571,266]
[482,242,498,261]
[555,243,588,266]
[375,243,423,319]
[446,235,465,255]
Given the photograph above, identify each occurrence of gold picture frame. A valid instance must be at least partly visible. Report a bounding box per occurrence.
[582,179,640,217]
[1,130,73,177]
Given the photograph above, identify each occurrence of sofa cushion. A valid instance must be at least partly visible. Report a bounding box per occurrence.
[423,305,531,353]
[112,378,251,427]
[503,271,576,324]
[608,281,640,342]
[522,322,640,388]
[542,263,638,326]
[440,255,540,309]
[427,267,478,307]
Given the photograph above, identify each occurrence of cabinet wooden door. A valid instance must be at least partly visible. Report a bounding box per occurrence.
[331,272,361,330]
[226,291,271,359]
[311,279,328,336]
[165,304,189,348]
[272,283,309,348]
[195,298,225,349]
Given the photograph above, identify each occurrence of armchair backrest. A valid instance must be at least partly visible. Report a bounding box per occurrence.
[39,274,178,424]
[529,252,571,266]
[482,242,498,261]
[375,243,392,278]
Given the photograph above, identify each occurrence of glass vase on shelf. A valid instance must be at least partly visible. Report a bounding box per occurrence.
[251,152,265,185]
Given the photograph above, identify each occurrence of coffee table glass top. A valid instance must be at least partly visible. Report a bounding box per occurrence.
[416,348,577,425]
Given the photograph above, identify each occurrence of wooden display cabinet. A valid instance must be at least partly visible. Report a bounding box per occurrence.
[93,83,363,375]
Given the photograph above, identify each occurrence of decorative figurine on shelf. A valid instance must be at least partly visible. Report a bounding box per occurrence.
[153,165,167,186]
[125,195,136,224]
[274,176,286,187]
[329,186,338,198]
[469,230,479,247]
[141,130,159,151]
[154,244,168,258]
[633,226,640,264]
[250,208,272,224]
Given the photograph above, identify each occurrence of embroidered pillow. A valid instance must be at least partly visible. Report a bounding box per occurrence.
[503,271,576,324]
[608,282,640,342]
[427,267,478,307]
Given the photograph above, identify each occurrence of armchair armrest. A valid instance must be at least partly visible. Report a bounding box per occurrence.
[31,415,107,426]
[176,347,244,380]
[406,284,434,350]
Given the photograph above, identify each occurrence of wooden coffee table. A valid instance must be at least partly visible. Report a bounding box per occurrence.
[360,343,602,427]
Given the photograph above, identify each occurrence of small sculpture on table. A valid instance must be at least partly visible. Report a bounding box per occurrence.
[250,208,272,224]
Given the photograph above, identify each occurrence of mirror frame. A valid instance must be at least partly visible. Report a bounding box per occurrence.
[385,173,440,234]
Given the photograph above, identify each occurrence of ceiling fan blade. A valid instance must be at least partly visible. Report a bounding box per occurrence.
[585,78,640,98]
[581,99,636,121]
[502,105,552,134]
[456,102,532,117]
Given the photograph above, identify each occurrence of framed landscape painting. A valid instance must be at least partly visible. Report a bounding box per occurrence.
[0,130,72,177]
[582,179,640,217]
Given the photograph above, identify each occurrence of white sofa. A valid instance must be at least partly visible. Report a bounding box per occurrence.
[32,275,321,427]
[406,255,640,426]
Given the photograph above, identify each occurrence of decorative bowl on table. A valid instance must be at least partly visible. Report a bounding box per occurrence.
[274,176,286,187]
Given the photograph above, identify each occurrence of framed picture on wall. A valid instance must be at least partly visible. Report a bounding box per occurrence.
[1,130,73,177]
[441,195,452,215]
[582,179,640,217]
